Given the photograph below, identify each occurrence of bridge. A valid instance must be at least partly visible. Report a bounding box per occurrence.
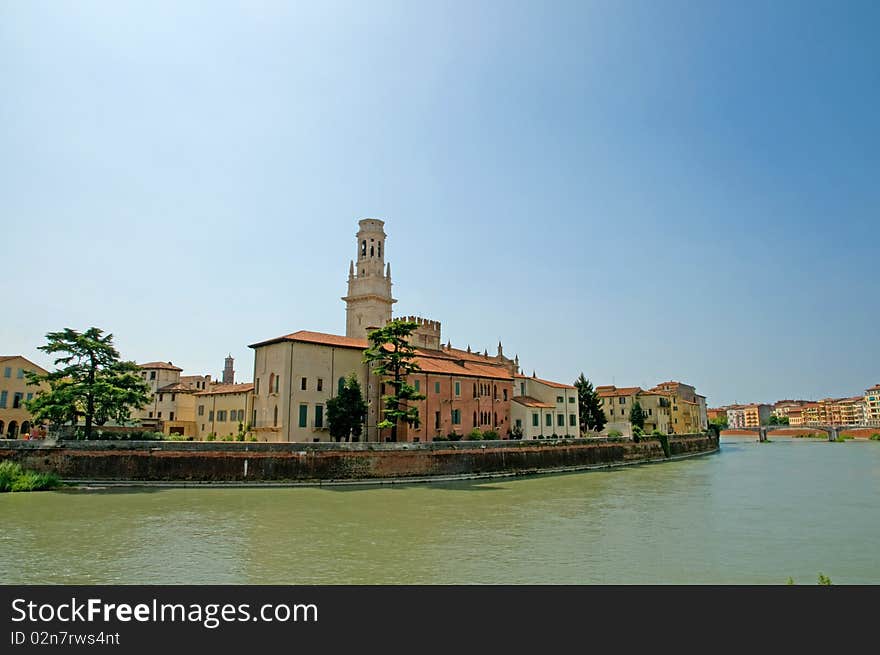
[730,425,863,442]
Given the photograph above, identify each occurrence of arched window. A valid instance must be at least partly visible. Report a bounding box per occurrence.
[494,412,498,426]
[473,412,477,427]
[473,383,477,398]
[361,240,366,257]
[273,405,278,427]
[8,421,18,438]
[0,421,4,436]
[370,245,374,257]
[21,421,30,436]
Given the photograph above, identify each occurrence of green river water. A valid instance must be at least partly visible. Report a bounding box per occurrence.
[2,437,878,584]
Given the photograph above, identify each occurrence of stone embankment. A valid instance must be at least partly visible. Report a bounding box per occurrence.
[0,434,718,485]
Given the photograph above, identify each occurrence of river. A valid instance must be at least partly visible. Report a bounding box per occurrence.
[2,437,878,584]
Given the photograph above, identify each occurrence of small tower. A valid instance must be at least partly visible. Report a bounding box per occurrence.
[222,354,235,385]
[342,218,397,339]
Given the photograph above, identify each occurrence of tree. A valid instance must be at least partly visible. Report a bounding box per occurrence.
[574,373,606,434]
[629,401,645,431]
[25,327,150,439]
[326,374,368,442]
[709,415,728,430]
[768,415,789,426]
[363,319,426,442]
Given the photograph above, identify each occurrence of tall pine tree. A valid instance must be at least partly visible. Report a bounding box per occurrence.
[575,373,607,434]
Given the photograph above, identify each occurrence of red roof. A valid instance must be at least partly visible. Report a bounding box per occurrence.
[512,396,554,409]
[195,383,255,396]
[597,386,643,397]
[249,330,369,350]
[139,361,183,371]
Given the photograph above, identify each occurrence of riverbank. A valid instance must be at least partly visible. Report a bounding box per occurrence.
[0,434,717,485]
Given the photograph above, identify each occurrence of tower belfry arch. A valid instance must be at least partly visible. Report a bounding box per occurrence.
[342,218,396,339]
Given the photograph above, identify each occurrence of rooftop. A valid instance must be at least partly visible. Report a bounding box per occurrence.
[139,361,183,372]
[512,396,555,409]
[195,383,255,396]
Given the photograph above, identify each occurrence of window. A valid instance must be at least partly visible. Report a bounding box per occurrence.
[3,367,10,377]
[557,396,563,404]
[159,394,164,402]
[569,414,576,426]
[473,383,477,398]
[198,405,204,416]
[275,375,280,393]
[532,413,539,427]
[315,405,324,428]
[269,373,275,393]
[569,397,575,403]
[338,377,346,394]
[13,393,23,409]
[252,409,257,427]
[171,394,176,402]
[503,389,508,401]
[454,381,460,397]
[217,410,227,422]
[414,379,420,392]
[546,414,552,427]
[516,419,522,428]
[274,405,278,427]
[26,393,32,401]
[435,411,440,429]
[209,411,214,421]
[148,412,153,418]
[361,240,366,257]
[473,411,478,426]
[158,412,162,419]
[557,414,564,427]
[301,377,307,391]
[451,409,461,425]
[317,378,323,392]
[297,404,307,428]
[170,411,175,421]
[256,378,260,395]
[16,368,24,379]
[619,397,626,404]
[150,371,156,380]
[434,382,440,394]
[520,383,525,396]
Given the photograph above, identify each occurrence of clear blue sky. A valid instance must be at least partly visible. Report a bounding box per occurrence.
[2,1,877,406]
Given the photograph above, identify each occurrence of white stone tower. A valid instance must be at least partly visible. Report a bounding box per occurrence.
[342,218,396,339]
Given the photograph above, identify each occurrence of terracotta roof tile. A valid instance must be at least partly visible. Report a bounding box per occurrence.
[249,330,369,350]
[512,395,555,409]
[597,386,643,397]
[195,383,255,396]
[139,361,183,371]
[157,382,197,393]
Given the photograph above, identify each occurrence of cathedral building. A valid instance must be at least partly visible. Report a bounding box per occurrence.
[248,218,577,443]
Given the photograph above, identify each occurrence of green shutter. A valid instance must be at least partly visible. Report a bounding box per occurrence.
[299,404,308,428]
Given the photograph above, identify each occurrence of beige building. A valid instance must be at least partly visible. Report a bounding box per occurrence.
[596,386,673,436]
[650,381,708,433]
[866,384,880,427]
[342,219,396,340]
[0,355,49,438]
[134,361,211,437]
[195,383,255,439]
[511,373,579,439]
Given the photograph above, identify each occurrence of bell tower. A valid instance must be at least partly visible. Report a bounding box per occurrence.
[342,218,396,339]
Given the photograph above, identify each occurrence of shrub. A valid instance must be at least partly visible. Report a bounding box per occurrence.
[205,433,216,442]
[165,433,191,441]
[482,430,499,441]
[652,429,664,437]
[446,431,462,442]
[511,424,524,440]
[235,433,245,442]
[871,434,880,441]
[432,435,448,442]
[0,461,60,492]
[466,429,483,441]
[0,461,24,492]
[247,436,258,442]
[221,434,235,442]
[608,429,622,438]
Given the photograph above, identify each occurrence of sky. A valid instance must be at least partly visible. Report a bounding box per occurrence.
[1,1,877,407]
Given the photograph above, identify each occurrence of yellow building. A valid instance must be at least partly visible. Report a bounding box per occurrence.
[134,361,211,437]
[194,384,255,439]
[650,381,708,431]
[0,355,49,438]
[596,386,673,436]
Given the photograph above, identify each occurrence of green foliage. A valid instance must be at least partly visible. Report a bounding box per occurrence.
[629,401,646,431]
[786,577,795,585]
[326,374,368,442]
[466,428,483,441]
[709,415,729,430]
[482,429,499,441]
[511,424,524,440]
[248,436,258,442]
[870,434,880,441]
[768,415,789,426]
[0,460,60,492]
[608,429,623,438]
[446,431,462,442]
[632,425,644,442]
[432,435,449,442]
[25,327,151,439]
[818,573,832,585]
[164,433,193,441]
[363,320,427,442]
[574,374,607,433]
[205,433,216,441]
[835,434,852,442]
[220,434,235,442]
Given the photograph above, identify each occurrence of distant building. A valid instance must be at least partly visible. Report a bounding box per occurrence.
[222,355,235,385]
[864,384,880,427]
[134,361,212,437]
[0,355,49,439]
[726,403,771,428]
[649,381,708,432]
[596,386,672,436]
